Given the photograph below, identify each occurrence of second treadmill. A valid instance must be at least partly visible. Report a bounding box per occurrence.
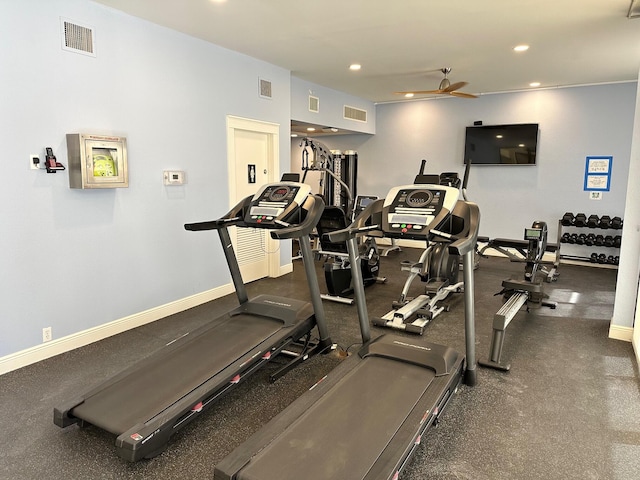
[215,176,480,479]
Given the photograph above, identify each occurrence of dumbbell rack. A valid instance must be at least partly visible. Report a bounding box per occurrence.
[557,214,623,267]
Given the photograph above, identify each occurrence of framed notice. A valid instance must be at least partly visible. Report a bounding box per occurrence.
[584,156,612,192]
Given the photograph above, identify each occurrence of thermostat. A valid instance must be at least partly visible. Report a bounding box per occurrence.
[164,170,186,185]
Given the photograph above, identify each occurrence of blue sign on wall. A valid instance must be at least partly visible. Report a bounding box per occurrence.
[583,156,612,191]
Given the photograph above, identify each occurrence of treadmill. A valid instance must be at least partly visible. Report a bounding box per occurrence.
[53,181,332,462]
[215,178,480,479]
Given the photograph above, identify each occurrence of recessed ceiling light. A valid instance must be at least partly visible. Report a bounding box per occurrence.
[513,45,530,52]
[529,82,541,87]
[330,128,339,132]
[496,135,503,139]
[291,133,298,137]
[349,64,361,71]
[404,93,414,98]
[306,127,316,132]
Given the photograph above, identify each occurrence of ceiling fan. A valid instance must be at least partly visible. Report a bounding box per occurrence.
[395,67,477,99]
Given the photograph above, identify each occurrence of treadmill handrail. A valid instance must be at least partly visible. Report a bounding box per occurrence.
[184,216,242,231]
[324,198,384,243]
[443,202,480,256]
[270,195,325,240]
[184,198,248,231]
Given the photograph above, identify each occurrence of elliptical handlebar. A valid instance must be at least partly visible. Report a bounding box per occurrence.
[461,158,471,201]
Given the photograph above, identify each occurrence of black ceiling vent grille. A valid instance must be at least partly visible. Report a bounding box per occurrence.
[309,95,319,112]
[344,105,367,123]
[259,78,273,99]
[61,18,95,57]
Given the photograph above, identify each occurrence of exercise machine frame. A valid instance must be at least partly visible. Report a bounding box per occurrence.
[53,182,332,461]
[372,160,468,335]
[214,172,480,480]
[479,221,557,371]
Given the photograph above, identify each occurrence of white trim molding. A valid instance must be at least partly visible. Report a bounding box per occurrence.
[608,324,634,342]
[0,284,235,376]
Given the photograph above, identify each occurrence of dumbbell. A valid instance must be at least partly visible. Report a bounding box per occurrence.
[611,216,623,229]
[590,253,598,263]
[585,233,596,246]
[568,233,578,244]
[597,253,607,264]
[599,215,611,229]
[594,235,605,246]
[607,255,616,265]
[561,233,571,243]
[574,213,587,227]
[604,235,614,247]
[614,235,622,248]
[576,233,587,245]
[561,212,575,226]
[587,215,599,228]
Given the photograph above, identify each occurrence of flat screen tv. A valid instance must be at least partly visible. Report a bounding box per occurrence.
[464,123,539,165]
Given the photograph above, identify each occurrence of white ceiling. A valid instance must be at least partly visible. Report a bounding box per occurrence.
[96,0,640,104]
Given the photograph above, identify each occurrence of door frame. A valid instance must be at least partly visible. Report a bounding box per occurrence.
[226,115,280,278]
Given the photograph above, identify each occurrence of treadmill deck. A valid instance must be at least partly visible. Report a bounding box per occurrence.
[216,335,463,480]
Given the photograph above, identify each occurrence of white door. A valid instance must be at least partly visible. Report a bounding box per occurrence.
[227,116,279,283]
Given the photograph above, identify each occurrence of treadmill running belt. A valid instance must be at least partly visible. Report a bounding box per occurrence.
[236,356,436,480]
[72,314,283,434]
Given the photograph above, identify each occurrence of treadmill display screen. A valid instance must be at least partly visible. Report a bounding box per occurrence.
[405,190,434,208]
[245,182,312,227]
[269,186,291,202]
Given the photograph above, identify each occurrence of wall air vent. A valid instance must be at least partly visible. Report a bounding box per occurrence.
[61,18,95,57]
[343,105,367,123]
[309,95,319,113]
[259,78,272,99]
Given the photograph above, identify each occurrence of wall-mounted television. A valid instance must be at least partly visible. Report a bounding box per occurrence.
[464,123,539,165]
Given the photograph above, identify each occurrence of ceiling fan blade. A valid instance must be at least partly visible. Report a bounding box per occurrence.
[443,81,468,93]
[449,91,478,99]
[394,89,444,95]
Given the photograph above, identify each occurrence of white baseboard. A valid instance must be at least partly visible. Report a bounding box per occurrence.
[608,324,634,342]
[0,284,235,376]
[276,262,293,276]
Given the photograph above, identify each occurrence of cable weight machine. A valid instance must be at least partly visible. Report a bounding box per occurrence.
[299,138,385,303]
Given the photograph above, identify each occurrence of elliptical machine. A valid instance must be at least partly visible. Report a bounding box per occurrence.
[372,160,468,335]
[479,221,557,371]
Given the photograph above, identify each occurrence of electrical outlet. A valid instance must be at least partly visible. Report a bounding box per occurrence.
[30,154,40,170]
[42,327,52,343]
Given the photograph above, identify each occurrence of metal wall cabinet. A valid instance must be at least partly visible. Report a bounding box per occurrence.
[67,133,128,189]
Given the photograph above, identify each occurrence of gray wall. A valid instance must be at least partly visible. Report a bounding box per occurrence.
[0,0,292,357]
[293,82,638,329]
[300,84,636,243]
[291,77,376,134]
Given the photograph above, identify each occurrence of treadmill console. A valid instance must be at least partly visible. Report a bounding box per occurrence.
[245,182,312,227]
[381,184,460,239]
